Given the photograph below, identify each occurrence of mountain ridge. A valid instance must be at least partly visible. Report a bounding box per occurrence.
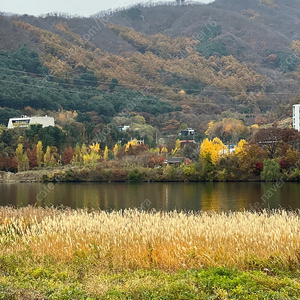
[0,0,300,131]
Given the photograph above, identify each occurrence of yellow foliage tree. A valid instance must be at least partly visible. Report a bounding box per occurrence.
[171,139,181,156]
[125,139,138,152]
[90,143,100,153]
[161,147,168,154]
[36,141,43,168]
[16,144,29,172]
[104,146,108,161]
[44,146,51,167]
[81,143,88,161]
[205,121,214,136]
[83,144,100,167]
[113,144,120,159]
[205,118,247,142]
[74,143,81,165]
[235,139,247,156]
[291,40,300,56]
[200,138,226,165]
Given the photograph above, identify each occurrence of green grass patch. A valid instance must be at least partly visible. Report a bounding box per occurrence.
[0,254,300,299]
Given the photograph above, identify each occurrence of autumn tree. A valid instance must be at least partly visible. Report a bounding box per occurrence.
[125,139,138,152]
[81,143,88,160]
[11,156,18,172]
[205,118,249,143]
[15,144,29,172]
[254,127,300,158]
[234,139,247,155]
[172,139,181,156]
[44,146,51,167]
[113,143,121,159]
[104,146,108,161]
[161,147,168,157]
[126,143,149,156]
[63,146,75,165]
[83,143,100,167]
[74,143,81,165]
[236,141,267,174]
[36,141,43,168]
[200,138,226,165]
[27,148,38,169]
[23,153,29,171]
[16,144,23,172]
[284,149,299,170]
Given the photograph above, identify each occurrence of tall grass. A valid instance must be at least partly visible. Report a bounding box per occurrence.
[0,207,300,271]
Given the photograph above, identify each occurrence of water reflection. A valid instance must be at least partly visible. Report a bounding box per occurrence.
[0,182,300,211]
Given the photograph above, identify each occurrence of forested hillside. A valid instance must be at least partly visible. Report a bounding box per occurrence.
[1,0,300,158]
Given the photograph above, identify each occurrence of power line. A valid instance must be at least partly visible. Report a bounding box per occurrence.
[1,69,299,96]
[0,78,100,96]
[0,78,294,109]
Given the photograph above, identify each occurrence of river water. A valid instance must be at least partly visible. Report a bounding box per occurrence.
[1,182,300,211]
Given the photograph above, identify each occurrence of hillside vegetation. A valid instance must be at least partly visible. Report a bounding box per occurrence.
[1,0,300,157]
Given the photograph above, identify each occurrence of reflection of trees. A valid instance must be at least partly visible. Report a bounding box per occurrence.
[8,181,295,212]
[16,184,28,207]
[181,184,201,211]
[201,183,222,212]
[78,184,101,209]
[261,183,281,209]
[234,183,256,211]
[281,183,299,209]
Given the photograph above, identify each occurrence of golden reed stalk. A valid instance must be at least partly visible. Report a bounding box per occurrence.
[0,207,299,271]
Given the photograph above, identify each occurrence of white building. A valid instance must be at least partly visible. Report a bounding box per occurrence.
[7,115,54,129]
[179,128,197,136]
[117,125,130,132]
[293,105,300,131]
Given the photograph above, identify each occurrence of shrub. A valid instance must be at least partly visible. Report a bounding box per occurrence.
[128,168,141,182]
[101,169,113,182]
[112,169,128,182]
[260,159,282,182]
[63,169,78,181]
[216,168,227,182]
[288,168,300,181]
[254,162,264,176]
[279,159,287,171]
[182,162,205,181]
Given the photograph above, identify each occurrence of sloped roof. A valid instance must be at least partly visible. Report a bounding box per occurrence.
[166,157,184,163]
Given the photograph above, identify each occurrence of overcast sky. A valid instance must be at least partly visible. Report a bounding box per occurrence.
[1,0,213,17]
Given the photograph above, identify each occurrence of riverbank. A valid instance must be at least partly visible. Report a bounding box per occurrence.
[1,163,297,183]
[0,170,52,183]
[0,207,300,298]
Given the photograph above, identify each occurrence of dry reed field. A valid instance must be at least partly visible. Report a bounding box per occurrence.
[1,207,300,271]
